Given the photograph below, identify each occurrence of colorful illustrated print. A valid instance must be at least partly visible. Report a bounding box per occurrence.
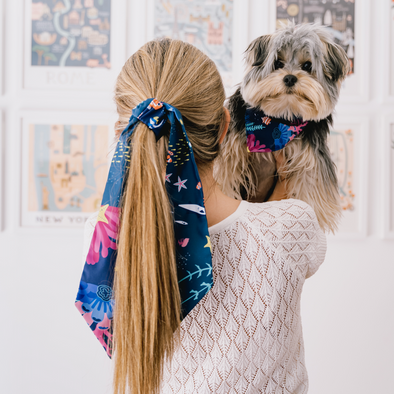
[154,0,233,86]
[28,123,108,214]
[76,99,214,356]
[329,128,355,211]
[76,281,114,356]
[31,0,111,68]
[86,205,119,265]
[276,0,355,74]
[245,108,308,153]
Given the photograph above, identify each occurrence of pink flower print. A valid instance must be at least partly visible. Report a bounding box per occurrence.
[93,325,113,357]
[86,205,120,265]
[247,134,272,152]
[178,238,190,247]
[288,122,308,140]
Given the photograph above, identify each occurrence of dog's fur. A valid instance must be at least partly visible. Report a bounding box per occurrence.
[215,23,350,233]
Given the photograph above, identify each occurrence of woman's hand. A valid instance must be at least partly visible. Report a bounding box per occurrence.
[267,150,288,201]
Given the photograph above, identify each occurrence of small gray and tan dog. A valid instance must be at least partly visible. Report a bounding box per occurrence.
[216,22,349,233]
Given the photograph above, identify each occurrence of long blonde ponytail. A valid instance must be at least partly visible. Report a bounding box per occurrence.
[114,123,180,394]
[113,39,226,394]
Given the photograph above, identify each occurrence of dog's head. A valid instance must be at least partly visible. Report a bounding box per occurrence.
[241,22,349,121]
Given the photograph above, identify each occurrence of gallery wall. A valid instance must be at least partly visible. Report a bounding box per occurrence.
[0,0,393,393]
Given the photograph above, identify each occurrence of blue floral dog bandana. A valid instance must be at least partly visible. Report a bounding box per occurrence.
[76,99,213,357]
[245,108,309,152]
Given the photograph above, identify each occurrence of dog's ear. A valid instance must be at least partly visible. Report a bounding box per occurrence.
[226,87,247,133]
[324,41,350,81]
[245,35,272,68]
[317,31,350,82]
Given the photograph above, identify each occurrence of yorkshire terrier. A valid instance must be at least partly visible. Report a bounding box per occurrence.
[216,22,350,233]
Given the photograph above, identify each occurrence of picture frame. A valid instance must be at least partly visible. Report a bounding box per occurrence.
[143,0,250,93]
[382,0,394,102]
[269,0,370,103]
[382,115,394,239]
[19,111,116,231]
[0,0,3,95]
[23,0,127,91]
[0,111,3,231]
[328,115,369,238]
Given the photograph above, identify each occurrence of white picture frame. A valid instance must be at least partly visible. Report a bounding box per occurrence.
[142,0,250,93]
[19,111,116,231]
[328,116,369,238]
[0,0,3,95]
[382,0,394,102]
[382,115,394,239]
[268,0,370,104]
[23,0,126,91]
[0,111,3,231]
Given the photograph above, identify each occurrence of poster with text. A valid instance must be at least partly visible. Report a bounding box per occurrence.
[276,0,355,74]
[153,0,233,87]
[24,0,126,90]
[31,0,111,68]
[22,121,110,227]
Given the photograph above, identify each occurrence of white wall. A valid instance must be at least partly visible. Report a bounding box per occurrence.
[1,1,393,393]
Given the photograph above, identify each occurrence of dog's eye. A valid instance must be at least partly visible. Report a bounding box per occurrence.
[302,61,312,72]
[274,60,284,70]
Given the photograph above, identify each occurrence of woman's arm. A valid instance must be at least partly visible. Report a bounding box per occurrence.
[267,150,287,201]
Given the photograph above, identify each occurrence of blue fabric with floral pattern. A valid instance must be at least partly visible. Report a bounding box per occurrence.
[75,99,213,357]
[245,108,309,152]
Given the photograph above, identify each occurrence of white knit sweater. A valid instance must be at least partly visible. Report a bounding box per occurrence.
[83,199,326,393]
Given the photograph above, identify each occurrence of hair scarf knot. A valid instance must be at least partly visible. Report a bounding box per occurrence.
[75,98,213,357]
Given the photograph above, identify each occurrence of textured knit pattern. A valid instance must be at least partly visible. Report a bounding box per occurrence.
[160,199,326,394]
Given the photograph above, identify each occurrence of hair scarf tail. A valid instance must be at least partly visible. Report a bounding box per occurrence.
[75,99,213,357]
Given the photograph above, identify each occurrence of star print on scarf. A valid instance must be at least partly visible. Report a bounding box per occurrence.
[75,99,213,357]
[245,107,309,152]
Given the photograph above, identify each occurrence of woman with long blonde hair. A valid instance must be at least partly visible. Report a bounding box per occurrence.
[76,39,327,394]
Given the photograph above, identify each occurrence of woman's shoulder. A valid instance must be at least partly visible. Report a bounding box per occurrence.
[237,198,320,233]
[209,198,319,235]
[208,198,326,279]
[243,198,317,220]
[239,199,326,277]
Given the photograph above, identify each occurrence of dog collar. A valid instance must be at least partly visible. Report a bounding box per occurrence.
[245,107,308,152]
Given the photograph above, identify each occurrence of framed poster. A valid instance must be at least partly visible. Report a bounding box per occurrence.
[270,0,369,103]
[328,116,369,237]
[20,111,115,228]
[24,0,126,90]
[382,116,394,239]
[146,0,249,92]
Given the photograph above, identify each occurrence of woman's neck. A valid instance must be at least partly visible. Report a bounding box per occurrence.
[199,166,241,228]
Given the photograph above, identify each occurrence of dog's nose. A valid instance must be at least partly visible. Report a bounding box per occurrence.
[283,75,298,87]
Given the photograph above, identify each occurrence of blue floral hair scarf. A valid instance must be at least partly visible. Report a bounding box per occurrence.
[76,99,213,357]
[245,107,309,152]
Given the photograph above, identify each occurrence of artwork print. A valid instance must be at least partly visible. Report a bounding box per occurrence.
[153,0,233,86]
[24,123,109,226]
[329,128,355,212]
[31,0,111,68]
[276,0,355,74]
